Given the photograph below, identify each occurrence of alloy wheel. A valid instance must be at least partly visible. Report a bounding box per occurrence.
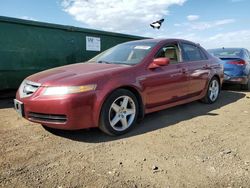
[108,96,136,131]
[209,79,219,102]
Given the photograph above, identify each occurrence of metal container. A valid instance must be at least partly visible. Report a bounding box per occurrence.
[0,16,146,90]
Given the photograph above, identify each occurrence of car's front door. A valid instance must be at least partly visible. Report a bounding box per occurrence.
[140,42,190,109]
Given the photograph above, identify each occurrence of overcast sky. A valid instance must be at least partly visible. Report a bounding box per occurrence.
[1,0,250,49]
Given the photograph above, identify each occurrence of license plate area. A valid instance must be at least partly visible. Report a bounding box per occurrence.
[14,99,25,117]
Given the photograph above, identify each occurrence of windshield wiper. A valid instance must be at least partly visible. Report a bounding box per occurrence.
[97,60,133,66]
[97,60,112,64]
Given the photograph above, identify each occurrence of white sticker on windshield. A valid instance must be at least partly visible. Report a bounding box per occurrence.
[134,46,151,50]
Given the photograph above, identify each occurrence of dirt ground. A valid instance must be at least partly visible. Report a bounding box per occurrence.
[0,85,250,188]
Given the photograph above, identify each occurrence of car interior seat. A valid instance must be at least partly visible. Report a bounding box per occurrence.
[164,48,178,63]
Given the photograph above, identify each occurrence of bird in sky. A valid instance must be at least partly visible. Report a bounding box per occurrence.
[150,19,165,29]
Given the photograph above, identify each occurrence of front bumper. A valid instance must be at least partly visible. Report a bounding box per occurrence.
[15,91,98,130]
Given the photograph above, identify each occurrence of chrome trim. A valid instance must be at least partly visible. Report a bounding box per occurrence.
[28,112,67,123]
[25,80,41,87]
[19,80,41,98]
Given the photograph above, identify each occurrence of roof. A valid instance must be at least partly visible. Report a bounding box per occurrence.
[208,47,246,51]
[123,38,199,45]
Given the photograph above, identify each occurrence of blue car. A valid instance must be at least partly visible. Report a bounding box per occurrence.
[208,48,250,90]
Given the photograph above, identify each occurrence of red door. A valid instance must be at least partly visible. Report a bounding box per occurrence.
[140,62,190,109]
[180,42,211,97]
[185,60,210,97]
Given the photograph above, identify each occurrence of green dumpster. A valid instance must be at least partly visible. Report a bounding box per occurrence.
[0,16,147,90]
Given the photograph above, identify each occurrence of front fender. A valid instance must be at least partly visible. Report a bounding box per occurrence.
[91,75,144,127]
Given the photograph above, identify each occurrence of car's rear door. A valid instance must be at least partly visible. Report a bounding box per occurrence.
[180,42,210,97]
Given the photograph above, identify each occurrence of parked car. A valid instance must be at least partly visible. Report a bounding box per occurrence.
[207,48,250,90]
[14,39,223,135]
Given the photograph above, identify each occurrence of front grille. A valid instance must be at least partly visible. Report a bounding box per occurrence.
[19,80,41,98]
[28,112,67,123]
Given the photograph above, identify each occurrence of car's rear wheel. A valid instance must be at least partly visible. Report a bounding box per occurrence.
[241,77,250,90]
[99,89,139,136]
[202,77,220,104]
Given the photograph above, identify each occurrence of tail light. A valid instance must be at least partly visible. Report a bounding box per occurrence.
[227,60,246,66]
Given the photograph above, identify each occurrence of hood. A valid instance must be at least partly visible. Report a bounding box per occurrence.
[27,62,131,86]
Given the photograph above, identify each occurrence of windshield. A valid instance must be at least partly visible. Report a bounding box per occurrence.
[89,41,157,65]
[208,48,242,58]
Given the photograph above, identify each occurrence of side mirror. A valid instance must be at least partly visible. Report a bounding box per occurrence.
[148,58,170,69]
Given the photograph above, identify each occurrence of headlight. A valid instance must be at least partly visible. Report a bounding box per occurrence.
[43,84,97,95]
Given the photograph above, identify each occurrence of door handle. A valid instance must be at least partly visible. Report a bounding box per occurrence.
[203,64,211,69]
[181,68,188,74]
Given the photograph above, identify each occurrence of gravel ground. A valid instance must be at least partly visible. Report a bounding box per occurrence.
[0,85,250,188]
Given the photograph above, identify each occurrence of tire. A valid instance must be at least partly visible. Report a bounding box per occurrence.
[99,89,139,136]
[241,78,250,90]
[201,77,220,104]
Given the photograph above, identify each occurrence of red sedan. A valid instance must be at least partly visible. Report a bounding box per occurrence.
[14,39,223,135]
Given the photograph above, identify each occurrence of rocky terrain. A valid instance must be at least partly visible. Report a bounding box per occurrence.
[0,85,249,187]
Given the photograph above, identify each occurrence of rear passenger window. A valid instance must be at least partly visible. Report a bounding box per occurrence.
[182,43,207,61]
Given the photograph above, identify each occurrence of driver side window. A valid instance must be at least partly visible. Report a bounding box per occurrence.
[155,44,181,64]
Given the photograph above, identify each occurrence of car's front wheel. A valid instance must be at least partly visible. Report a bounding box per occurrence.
[99,89,139,135]
[201,77,220,104]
